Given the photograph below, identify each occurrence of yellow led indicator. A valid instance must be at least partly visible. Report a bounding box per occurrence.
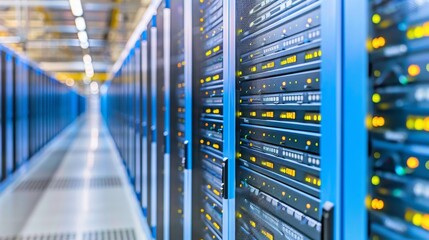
[213,45,220,52]
[280,112,296,119]
[261,230,274,240]
[425,161,429,170]
[262,161,274,169]
[372,36,386,49]
[372,14,381,24]
[371,176,380,186]
[372,93,381,103]
[250,220,256,228]
[407,157,420,169]
[213,222,220,230]
[374,70,381,77]
[413,213,423,226]
[280,167,296,177]
[415,118,424,130]
[371,198,384,210]
[249,156,256,162]
[262,62,275,70]
[372,116,385,128]
[213,74,220,81]
[262,111,274,118]
[281,55,297,65]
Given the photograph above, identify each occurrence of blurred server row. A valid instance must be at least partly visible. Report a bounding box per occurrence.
[101,0,429,239]
[0,44,86,185]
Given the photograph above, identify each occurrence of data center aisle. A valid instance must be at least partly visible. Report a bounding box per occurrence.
[0,98,147,240]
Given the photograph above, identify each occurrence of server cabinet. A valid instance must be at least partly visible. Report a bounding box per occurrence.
[134,42,143,201]
[188,0,228,238]
[367,1,429,239]
[169,0,185,238]
[155,6,166,240]
[235,1,323,239]
[141,31,150,220]
[2,52,15,177]
[146,18,156,236]
[0,50,3,181]
[128,54,136,182]
[14,59,29,169]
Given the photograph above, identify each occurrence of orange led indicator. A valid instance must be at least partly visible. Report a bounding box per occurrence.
[407,157,419,169]
[408,64,421,77]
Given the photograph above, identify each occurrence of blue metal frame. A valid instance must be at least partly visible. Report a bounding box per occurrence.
[321,0,342,238]
[141,31,149,217]
[342,0,368,239]
[150,14,158,238]
[183,0,193,238]
[163,2,172,239]
[223,0,236,239]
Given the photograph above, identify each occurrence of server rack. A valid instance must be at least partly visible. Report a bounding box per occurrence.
[0,45,85,186]
[367,1,429,239]
[141,30,150,220]
[101,0,429,239]
[235,1,323,239]
[161,1,172,239]
[189,0,228,238]
[169,0,185,238]
[134,41,143,203]
[4,52,15,177]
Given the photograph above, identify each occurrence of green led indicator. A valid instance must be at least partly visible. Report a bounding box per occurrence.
[399,75,408,85]
[395,166,406,176]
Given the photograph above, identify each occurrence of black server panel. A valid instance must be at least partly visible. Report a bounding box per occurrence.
[170,0,185,237]
[133,43,143,203]
[368,1,429,239]
[146,18,154,235]
[156,4,166,239]
[192,0,225,238]
[236,1,322,239]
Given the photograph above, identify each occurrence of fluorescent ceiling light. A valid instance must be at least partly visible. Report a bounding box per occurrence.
[69,0,83,16]
[90,81,98,91]
[83,54,92,64]
[75,17,86,31]
[77,31,88,43]
[86,69,95,78]
[80,41,89,49]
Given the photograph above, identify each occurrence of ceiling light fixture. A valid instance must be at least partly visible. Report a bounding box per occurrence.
[77,31,88,43]
[83,54,92,64]
[86,69,95,78]
[80,41,89,49]
[69,0,83,17]
[75,17,86,31]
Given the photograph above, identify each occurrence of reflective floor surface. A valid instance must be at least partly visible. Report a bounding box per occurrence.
[0,98,147,239]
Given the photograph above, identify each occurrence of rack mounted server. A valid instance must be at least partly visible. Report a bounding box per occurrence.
[102,0,429,239]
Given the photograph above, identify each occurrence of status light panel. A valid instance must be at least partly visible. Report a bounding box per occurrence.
[192,0,224,239]
[368,0,429,239]
[236,0,322,239]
